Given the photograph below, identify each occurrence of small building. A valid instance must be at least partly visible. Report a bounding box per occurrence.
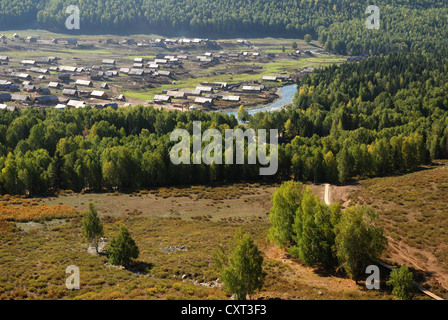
[242,85,263,92]
[11,72,32,80]
[100,83,109,89]
[21,60,36,65]
[0,104,14,111]
[154,59,168,65]
[62,89,78,97]
[262,76,278,82]
[105,70,118,77]
[11,94,32,104]
[36,57,56,64]
[55,104,66,110]
[0,93,11,102]
[153,95,171,104]
[67,100,86,108]
[23,84,37,92]
[201,82,228,90]
[102,59,116,65]
[59,66,77,73]
[128,69,144,76]
[90,91,109,99]
[37,87,51,95]
[196,86,213,93]
[222,95,241,102]
[8,84,19,91]
[181,89,202,96]
[194,97,214,106]
[75,79,93,87]
[156,70,172,77]
[166,90,187,99]
[147,63,159,69]
[0,56,9,62]
[276,74,293,82]
[48,82,62,89]
[29,67,50,75]
[35,95,59,104]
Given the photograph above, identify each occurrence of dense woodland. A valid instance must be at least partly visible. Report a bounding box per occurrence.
[1,0,447,55]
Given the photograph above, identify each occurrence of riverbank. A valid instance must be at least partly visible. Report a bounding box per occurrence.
[221,84,297,117]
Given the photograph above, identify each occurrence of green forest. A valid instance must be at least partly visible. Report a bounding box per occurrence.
[1,0,447,55]
[0,50,447,195]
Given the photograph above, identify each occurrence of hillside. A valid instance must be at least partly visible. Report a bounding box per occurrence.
[347,161,448,297]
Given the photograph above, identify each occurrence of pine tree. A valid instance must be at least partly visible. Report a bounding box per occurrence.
[49,151,64,191]
[214,228,266,300]
[81,202,104,253]
[108,226,139,267]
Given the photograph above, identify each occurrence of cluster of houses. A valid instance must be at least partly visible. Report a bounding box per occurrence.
[152,80,278,108]
[0,33,302,112]
[0,54,129,111]
[153,82,235,107]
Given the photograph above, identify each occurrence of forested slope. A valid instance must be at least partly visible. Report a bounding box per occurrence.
[1,0,447,55]
[0,52,447,195]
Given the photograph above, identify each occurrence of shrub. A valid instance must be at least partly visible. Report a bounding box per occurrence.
[387,266,415,300]
[108,226,139,267]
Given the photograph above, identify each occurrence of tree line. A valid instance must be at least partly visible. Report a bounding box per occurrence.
[0,51,447,195]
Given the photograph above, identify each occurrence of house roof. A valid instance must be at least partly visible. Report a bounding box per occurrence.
[75,79,92,86]
[195,97,213,104]
[35,95,58,103]
[48,82,60,88]
[11,94,31,102]
[153,95,171,101]
[222,96,240,102]
[166,90,187,98]
[67,100,86,108]
[91,90,108,98]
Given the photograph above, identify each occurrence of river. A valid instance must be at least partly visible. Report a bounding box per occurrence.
[225,84,297,117]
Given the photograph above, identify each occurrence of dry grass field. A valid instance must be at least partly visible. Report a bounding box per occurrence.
[347,161,448,298]
[0,182,400,300]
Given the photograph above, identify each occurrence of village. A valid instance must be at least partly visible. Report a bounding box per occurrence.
[0,32,345,113]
